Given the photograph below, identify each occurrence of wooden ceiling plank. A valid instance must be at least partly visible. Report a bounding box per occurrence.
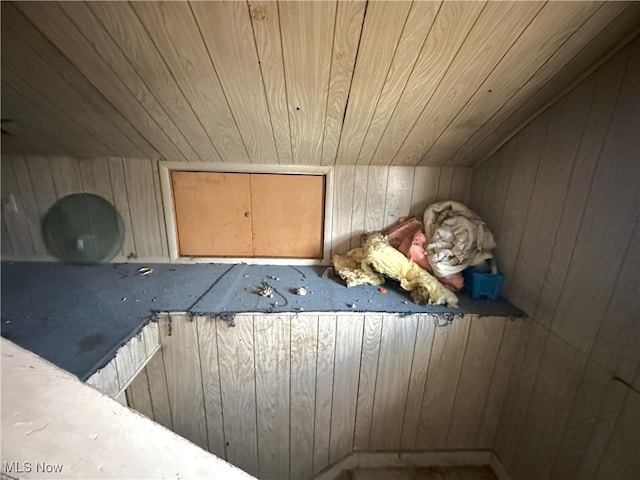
[455,1,639,167]
[248,1,294,164]
[357,1,441,166]
[422,1,605,167]
[190,2,278,165]
[368,2,485,167]
[1,4,156,159]
[334,1,412,166]
[2,82,110,158]
[279,1,336,165]
[87,2,223,163]
[130,1,250,164]
[15,1,188,161]
[390,1,545,167]
[321,0,366,166]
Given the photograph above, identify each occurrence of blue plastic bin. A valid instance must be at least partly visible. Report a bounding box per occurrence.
[464,268,504,301]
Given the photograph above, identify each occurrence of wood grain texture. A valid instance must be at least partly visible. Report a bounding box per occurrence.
[196,316,226,459]
[329,315,364,464]
[144,342,173,431]
[449,167,473,205]
[289,315,318,480]
[216,315,259,477]
[1,156,38,256]
[353,315,383,450]
[409,167,440,217]
[254,315,291,480]
[416,316,471,449]
[435,167,454,202]
[114,335,147,390]
[126,368,154,420]
[447,316,505,449]
[107,157,137,259]
[160,313,208,450]
[85,359,119,397]
[383,167,415,227]
[313,315,337,475]
[331,165,356,256]
[349,165,369,249]
[369,315,418,450]
[279,1,336,164]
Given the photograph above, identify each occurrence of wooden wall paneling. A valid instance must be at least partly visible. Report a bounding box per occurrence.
[349,165,369,249]
[364,167,389,233]
[0,117,65,157]
[48,156,83,198]
[85,359,119,397]
[415,316,471,449]
[79,158,115,204]
[130,1,249,163]
[616,314,640,392]
[548,360,619,480]
[475,156,497,221]
[216,315,259,477]
[126,368,155,421]
[114,335,147,391]
[88,2,220,163]
[510,333,587,480]
[1,83,101,158]
[144,341,174,431]
[23,156,58,258]
[449,167,473,205]
[429,1,604,166]
[493,113,547,296]
[447,316,505,449]
[456,2,638,167]
[476,317,522,449]
[321,1,366,166]
[107,158,137,259]
[159,313,208,450]
[399,1,545,167]
[370,2,485,167]
[313,315,337,475]
[400,315,436,450]
[435,166,454,202]
[279,1,336,164]
[151,160,169,258]
[595,383,640,480]
[369,315,418,450]
[336,1,411,166]
[254,315,291,480]
[248,1,293,164]
[357,2,440,166]
[196,316,226,459]
[1,4,156,158]
[1,210,13,256]
[191,2,277,165]
[483,141,515,235]
[123,159,163,258]
[6,156,47,255]
[495,321,549,471]
[289,315,318,480]
[551,42,640,354]
[353,315,383,450]
[467,161,487,213]
[17,2,185,161]
[534,49,627,331]
[331,165,356,256]
[409,167,439,217]
[329,315,364,464]
[382,167,415,228]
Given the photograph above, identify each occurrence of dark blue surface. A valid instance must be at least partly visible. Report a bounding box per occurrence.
[1,261,522,381]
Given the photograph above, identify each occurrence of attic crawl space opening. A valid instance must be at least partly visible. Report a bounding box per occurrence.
[160,163,333,263]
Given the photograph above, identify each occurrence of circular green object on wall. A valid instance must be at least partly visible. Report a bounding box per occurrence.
[43,193,125,264]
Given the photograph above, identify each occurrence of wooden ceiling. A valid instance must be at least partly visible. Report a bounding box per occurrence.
[2,1,639,166]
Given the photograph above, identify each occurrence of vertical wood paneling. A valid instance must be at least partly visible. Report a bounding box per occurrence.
[196,316,226,459]
[364,167,389,233]
[49,156,83,197]
[313,315,337,474]
[2,156,36,256]
[290,315,318,480]
[255,315,291,480]
[279,1,335,165]
[353,315,383,450]
[409,167,440,217]
[144,344,173,431]
[449,167,473,205]
[369,315,418,450]
[321,1,366,166]
[447,316,505,448]
[217,315,259,477]
[331,165,356,256]
[435,166,454,201]
[107,157,137,259]
[126,368,154,420]
[349,165,369,249]
[160,313,208,450]
[416,316,472,449]
[9,157,46,255]
[383,167,414,227]
[329,315,364,464]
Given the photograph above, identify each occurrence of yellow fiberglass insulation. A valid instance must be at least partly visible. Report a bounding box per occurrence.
[332,233,458,307]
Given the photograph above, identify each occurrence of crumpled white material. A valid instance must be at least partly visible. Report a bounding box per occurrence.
[423,200,496,277]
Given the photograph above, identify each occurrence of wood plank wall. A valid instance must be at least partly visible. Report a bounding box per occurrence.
[0,157,471,262]
[468,39,640,480]
[126,312,519,480]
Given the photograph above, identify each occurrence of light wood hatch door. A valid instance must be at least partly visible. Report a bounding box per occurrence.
[171,171,325,258]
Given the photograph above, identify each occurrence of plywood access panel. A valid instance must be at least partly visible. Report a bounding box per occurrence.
[171,171,324,258]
